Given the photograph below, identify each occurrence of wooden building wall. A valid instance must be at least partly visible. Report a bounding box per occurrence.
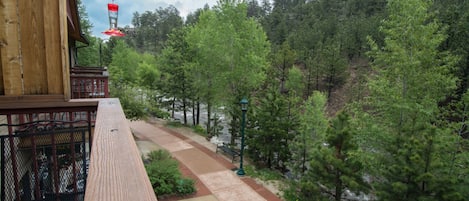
[0,0,70,99]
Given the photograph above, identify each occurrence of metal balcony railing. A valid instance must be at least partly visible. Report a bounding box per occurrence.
[70,66,109,99]
[0,109,96,201]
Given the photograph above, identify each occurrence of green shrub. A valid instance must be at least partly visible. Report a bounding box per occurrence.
[245,164,283,181]
[144,150,196,197]
[147,149,172,162]
[192,125,206,136]
[166,120,183,127]
[145,159,180,195]
[176,178,196,195]
[147,106,170,119]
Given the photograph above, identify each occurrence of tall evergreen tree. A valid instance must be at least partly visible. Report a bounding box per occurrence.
[289,91,328,176]
[158,28,195,125]
[247,82,293,169]
[366,0,463,200]
[287,112,368,201]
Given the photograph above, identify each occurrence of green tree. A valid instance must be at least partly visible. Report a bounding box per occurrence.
[366,0,463,200]
[109,40,153,120]
[247,82,292,169]
[127,6,183,54]
[289,91,328,176]
[433,0,469,100]
[271,42,297,94]
[158,28,195,125]
[319,38,348,99]
[186,0,269,138]
[76,0,100,66]
[286,112,368,201]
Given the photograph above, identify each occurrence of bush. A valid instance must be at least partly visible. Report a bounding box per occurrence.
[245,164,283,181]
[144,150,196,197]
[192,124,206,136]
[176,178,196,195]
[147,106,170,119]
[147,149,172,162]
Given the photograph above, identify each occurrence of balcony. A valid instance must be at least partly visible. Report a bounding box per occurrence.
[0,98,157,201]
[70,66,109,99]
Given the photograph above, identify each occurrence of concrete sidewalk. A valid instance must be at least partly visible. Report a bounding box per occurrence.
[130,120,282,201]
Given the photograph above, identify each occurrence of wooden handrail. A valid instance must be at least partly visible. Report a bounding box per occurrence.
[84,98,157,201]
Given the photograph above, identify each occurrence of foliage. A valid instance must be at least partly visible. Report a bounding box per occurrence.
[192,124,206,136]
[186,0,270,139]
[144,150,195,197]
[76,0,100,66]
[245,164,284,181]
[108,40,160,120]
[319,38,348,98]
[248,82,295,169]
[157,27,195,125]
[176,178,196,195]
[127,6,183,54]
[364,0,464,200]
[287,113,368,201]
[289,91,328,177]
[147,105,171,119]
[433,0,469,99]
[166,120,183,127]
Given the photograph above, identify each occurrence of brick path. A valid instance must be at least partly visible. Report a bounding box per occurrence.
[130,121,282,201]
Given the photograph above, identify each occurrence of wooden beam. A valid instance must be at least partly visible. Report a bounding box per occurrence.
[0,0,23,95]
[0,96,98,111]
[60,0,71,101]
[19,0,48,95]
[85,99,158,201]
[44,0,63,95]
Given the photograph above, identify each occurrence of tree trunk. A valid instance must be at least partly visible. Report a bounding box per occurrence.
[197,101,200,125]
[171,97,176,118]
[207,101,212,138]
[335,170,342,201]
[183,98,187,125]
[192,100,196,126]
[306,62,312,98]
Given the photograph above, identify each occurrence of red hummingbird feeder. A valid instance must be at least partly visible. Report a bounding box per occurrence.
[102,1,125,37]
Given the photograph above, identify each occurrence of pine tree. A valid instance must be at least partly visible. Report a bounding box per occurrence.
[247,82,292,169]
[289,91,328,176]
[366,0,463,200]
[291,112,368,201]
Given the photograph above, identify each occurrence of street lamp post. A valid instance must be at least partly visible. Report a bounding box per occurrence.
[237,98,248,176]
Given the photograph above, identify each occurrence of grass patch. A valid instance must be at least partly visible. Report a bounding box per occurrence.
[166,120,184,127]
[192,124,207,137]
[245,164,284,181]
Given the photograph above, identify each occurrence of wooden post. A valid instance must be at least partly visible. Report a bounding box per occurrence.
[44,0,64,95]
[0,0,23,96]
[59,0,71,100]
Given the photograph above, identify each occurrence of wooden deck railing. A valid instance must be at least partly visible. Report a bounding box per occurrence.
[80,98,157,201]
[0,97,157,201]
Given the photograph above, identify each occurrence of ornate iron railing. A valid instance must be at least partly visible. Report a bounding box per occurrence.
[0,107,95,201]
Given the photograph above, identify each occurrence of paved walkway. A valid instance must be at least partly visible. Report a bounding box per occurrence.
[130,120,282,201]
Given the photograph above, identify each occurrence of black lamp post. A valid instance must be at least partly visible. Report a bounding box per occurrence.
[237,98,248,176]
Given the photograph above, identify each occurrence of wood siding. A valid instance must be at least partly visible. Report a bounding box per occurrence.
[0,0,69,97]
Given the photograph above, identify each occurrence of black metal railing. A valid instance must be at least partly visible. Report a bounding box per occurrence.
[0,120,91,201]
